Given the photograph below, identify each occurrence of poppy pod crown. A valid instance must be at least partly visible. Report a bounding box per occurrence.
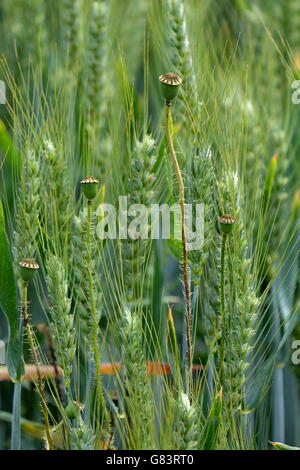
[19,258,39,281]
[219,214,235,234]
[159,72,182,103]
[80,176,99,200]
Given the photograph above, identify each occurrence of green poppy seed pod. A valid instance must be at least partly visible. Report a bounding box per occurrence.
[19,258,39,282]
[80,176,99,200]
[65,400,80,419]
[159,72,182,104]
[219,214,235,234]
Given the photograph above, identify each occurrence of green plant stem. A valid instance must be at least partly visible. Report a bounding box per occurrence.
[11,381,22,449]
[86,201,110,432]
[42,324,64,404]
[11,311,23,449]
[21,281,54,450]
[219,233,227,383]
[220,233,227,319]
[164,104,192,393]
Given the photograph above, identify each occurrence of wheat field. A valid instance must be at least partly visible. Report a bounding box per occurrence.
[0,0,299,451]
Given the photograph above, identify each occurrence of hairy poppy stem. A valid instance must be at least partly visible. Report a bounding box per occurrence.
[164,104,193,396]
[85,200,110,432]
[21,281,54,450]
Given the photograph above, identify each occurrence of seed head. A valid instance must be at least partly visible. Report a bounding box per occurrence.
[19,258,39,282]
[219,214,235,234]
[65,399,80,419]
[159,72,182,104]
[80,176,99,200]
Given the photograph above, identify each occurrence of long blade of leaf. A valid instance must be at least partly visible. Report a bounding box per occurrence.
[0,200,24,380]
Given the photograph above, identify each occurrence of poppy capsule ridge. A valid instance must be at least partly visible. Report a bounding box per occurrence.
[19,258,39,282]
[219,214,235,234]
[80,176,99,200]
[159,72,182,104]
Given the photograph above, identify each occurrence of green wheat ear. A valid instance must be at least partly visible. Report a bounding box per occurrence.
[166,0,201,151]
[121,307,155,449]
[122,134,159,302]
[69,418,96,450]
[217,214,235,388]
[41,138,73,243]
[13,148,40,266]
[85,0,109,129]
[173,392,198,450]
[61,0,80,65]
[188,151,216,284]
[46,254,76,393]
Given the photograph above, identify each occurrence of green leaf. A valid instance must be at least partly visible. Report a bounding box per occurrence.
[271,441,300,450]
[11,381,22,449]
[245,356,275,411]
[0,120,21,173]
[199,390,222,450]
[275,227,300,328]
[0,411,44,440]
[262,154,278,216]
[0,200,24,380]
[150,239,165,350]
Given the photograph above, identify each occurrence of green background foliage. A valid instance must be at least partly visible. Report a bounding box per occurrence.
[0,0,299,450]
